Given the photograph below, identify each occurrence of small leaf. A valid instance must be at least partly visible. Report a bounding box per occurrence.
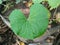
[0,0,2,4]
[47,0,60,10]
[16,0,21,4]
[33,0,44,3]
[9,4,50,39]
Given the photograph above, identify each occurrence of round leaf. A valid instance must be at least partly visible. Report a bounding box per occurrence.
[9,4,49,39]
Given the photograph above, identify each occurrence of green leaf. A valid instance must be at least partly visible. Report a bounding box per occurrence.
[33,0,44,3]
[9,4,49,39]
[0,0,2,4]
[16,0,21,4]
[47,0,60,10]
